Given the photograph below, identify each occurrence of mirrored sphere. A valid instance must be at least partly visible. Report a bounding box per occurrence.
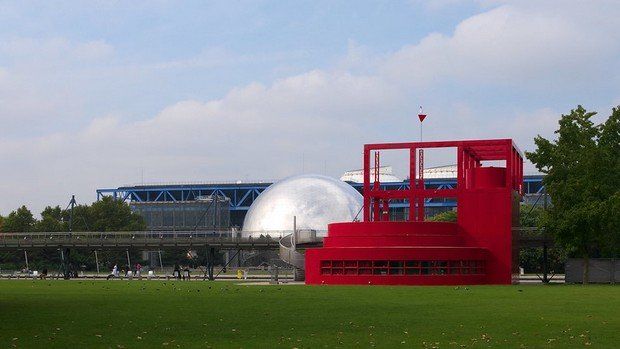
[242,174,363,237]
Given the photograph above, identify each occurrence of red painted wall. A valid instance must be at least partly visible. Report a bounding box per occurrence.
[305,139,523,286]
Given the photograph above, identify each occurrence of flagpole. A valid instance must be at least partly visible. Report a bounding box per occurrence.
[417,106,427,221]
[420,120,423,142]
[418,106,426,142]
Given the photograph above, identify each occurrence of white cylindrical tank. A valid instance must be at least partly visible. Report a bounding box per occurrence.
[242,174,363,237]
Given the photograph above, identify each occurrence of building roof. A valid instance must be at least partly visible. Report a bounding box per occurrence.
[340,166,403,183]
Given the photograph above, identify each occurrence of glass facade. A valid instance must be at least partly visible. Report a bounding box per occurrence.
[131,196,230,231]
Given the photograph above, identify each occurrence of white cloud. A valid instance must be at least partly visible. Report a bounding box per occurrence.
[0,37,116,135]
[73,40,115,61]
[0,37,114,64]
[410,0,476,11]
[382,4,620,87]
[0,70,404,213]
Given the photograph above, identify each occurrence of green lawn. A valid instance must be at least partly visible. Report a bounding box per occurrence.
[0,281,618,348]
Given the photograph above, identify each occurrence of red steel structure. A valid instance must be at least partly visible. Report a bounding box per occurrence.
[305,139,524,285]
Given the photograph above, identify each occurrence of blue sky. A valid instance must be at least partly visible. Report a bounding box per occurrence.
[0,1,480,134]
[1,1,619,214]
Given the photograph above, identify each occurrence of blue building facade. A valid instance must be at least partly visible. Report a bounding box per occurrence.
[97,175,544,227]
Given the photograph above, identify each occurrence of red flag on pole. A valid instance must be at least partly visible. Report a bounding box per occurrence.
[418,106,427,122]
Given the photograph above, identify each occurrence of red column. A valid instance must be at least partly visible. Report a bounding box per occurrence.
[409,148,416,221]
[505,144,512,190]
[363,147,371,222]
[417,148,425,221]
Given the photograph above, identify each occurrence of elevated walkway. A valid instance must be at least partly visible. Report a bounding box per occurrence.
[0,231,284,250]
[0,228,547,264]
[278,230,322,268]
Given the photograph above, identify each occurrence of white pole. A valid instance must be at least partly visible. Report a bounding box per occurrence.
[24,250,29,271]
[94,250,100,275]
[126,250,131,270]
[60,249,65,278]
[158,250,163,271]
[418,106,425,142]
[292,215,297,251]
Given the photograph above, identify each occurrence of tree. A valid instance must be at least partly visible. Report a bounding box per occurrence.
[63,204,92,231]
[35,206,68,232]
[1,206,36,232]
[526,106,620,283]
[88,197,146,231]
[428,210,457,222]
[598,107,620,257]
[46,198,145,232]
[0,199,146,271]
[519,204,545,228]
[518,204,567,274]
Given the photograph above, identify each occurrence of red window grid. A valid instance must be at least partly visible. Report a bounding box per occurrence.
[319,260,485,276]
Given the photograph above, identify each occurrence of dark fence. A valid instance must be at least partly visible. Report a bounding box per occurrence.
[565,258,619,283]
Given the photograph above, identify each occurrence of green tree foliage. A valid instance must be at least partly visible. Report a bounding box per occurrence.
[519,247,567,275]
[519,204,545,228]
[34,206,68,232]
[88,197,146,231]
[599,108,620,257]
[526,106,620,282]
[26,198,145,233]
[0,199,146,271]
[427,210,457,222]
[0,206,36,270]
[1,206,36,232]
[519,204,567,274]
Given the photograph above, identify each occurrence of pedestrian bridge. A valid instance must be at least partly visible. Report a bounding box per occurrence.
[0,228,548,251]
[0,230,319,251]
[0,228,550,281]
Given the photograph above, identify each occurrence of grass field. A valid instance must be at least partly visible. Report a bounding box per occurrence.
[0,281,618,348]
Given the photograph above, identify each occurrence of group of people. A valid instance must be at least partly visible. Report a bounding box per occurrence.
[173,263,192,280]
[106,263,143,280]
[105,262,194,280]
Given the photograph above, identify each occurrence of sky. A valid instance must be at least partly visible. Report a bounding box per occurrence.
[1,0,619,215]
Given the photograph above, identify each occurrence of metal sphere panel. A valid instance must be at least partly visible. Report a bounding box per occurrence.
[243,174,363,237]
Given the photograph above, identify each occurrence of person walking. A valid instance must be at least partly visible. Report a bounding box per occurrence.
[183,265,190,281]
[135,263,142,278]
[173,263,181,280]
[107,264,118,280]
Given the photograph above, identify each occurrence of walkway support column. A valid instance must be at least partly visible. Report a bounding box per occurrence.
[542,243,549,284]
[206,247,215,281]
[94,250,100,275]
[61,248,71,279]
[126,250,131,271]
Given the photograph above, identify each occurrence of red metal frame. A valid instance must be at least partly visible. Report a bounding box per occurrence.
[305,139,524,285]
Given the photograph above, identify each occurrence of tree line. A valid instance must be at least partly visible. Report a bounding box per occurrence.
[0,197,223,273]
[0,196,145,233]
[0,198,147,272]
[527,105,619,281]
